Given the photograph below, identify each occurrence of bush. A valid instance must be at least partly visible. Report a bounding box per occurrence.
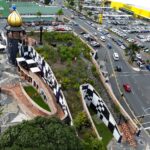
[74,112,91,130]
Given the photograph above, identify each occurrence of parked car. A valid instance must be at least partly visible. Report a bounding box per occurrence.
[90,41,100,47]
[146,65,150,71]
[136,53,142,60]
[123,84,131,92]
[100,36,105,42]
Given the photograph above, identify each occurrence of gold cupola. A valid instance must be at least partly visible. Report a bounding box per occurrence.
[7,6,22,27]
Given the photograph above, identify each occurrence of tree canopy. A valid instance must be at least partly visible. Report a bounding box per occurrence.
[0,117,82,150]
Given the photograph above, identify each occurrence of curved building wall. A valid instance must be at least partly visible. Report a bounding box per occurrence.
[18,43,73,124]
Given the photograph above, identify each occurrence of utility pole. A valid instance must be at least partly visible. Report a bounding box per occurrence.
[99,0,106,24]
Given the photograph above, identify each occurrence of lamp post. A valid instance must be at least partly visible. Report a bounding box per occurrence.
[39,26,43,45]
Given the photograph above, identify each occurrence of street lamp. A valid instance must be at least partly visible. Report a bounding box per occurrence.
[39,26,43,45]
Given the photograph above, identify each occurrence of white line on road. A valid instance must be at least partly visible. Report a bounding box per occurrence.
[142,122,150,125]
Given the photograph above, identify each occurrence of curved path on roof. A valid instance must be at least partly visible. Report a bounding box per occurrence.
[2,84,47,119]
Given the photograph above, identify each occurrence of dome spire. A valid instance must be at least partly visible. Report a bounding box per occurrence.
[7,5,22,27]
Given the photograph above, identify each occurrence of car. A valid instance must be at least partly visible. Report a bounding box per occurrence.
[143,47,150,53]
[120,45,126,50]
[136,53,142,60]
[100,36,105,42]
[146,65,150,71]
[137,60,145,68]
[113,52,119,61]
[107,43,112,49]
[123,84,131,92]
[94,32,97,36]
[71,15,74,19]
[80,31,86,35]
[90,41,100,47]
[115,66,122,72]
[83,34,90,39]
[107,34,111,38]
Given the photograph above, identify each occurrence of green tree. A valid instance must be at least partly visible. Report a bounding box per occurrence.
[36,11,42,17]
[0,117,82,150]
[94,15,98,21]
[67,0,75,7]
[0,107,3,116]
[87,11,92,17]
[128,43,140,62]
[44,0,49,5]
[56,9,64,21]
[74,112,91,130]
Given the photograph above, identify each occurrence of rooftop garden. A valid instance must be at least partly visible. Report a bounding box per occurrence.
[33,31,113,148]
[24,85,51,112]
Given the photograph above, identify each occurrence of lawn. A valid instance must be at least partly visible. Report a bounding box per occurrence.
[93,116,113,146]
[89,108,113,148]
[24,86,51,112]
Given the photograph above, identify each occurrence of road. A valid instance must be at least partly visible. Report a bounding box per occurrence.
[62,8,150,129]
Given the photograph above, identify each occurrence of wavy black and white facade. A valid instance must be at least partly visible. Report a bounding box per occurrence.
[18,44,73,124]
[81,84,122,143]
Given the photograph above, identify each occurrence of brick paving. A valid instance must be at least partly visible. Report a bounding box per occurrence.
[119,122,137,148]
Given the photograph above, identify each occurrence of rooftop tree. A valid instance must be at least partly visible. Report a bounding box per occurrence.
[0,117,82,150]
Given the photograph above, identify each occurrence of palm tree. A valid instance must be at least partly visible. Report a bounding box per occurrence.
[36,11,42,17]
[128,43,140,62]
[36,11,42,24]
[87,11,92,18]
[56,9,64,21]
[0,107,3,116]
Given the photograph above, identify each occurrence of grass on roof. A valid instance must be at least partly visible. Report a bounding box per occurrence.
[24,85,51,112]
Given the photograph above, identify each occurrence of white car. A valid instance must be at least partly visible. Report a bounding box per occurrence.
[107,34,111,38]
[83,34,90,39]
[100,36,105,42]
[113,52,119,61]
[90,41,100,47]
[120,45,126,50]
[136,53,142,60]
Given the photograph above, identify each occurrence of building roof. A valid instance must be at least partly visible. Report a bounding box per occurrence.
[30,67,41,73]
[16,57,26,62]
[26,59,36,65]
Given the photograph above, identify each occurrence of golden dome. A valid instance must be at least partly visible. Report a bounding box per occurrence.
[7,9,22,27]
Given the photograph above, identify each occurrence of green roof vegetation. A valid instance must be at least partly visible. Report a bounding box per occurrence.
[0,117,82,149]
[24,85,51,112]
[89,108,113,148]
[33,31,110,148]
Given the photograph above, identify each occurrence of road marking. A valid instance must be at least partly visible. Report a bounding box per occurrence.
[142,122,150,125]
[144,107,150,113]
[144,126,150,130]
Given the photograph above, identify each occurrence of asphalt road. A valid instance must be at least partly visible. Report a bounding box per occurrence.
[62,8,150,129]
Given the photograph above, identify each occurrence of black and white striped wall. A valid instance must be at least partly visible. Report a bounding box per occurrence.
[81,83,122,143]
[18,44,73,124]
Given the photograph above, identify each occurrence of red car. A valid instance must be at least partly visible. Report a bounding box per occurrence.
[123,84,131,92]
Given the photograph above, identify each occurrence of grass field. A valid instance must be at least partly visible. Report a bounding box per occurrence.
[24,86,51,112]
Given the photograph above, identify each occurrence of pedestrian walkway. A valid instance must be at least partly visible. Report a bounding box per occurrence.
[2,84,47,119]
